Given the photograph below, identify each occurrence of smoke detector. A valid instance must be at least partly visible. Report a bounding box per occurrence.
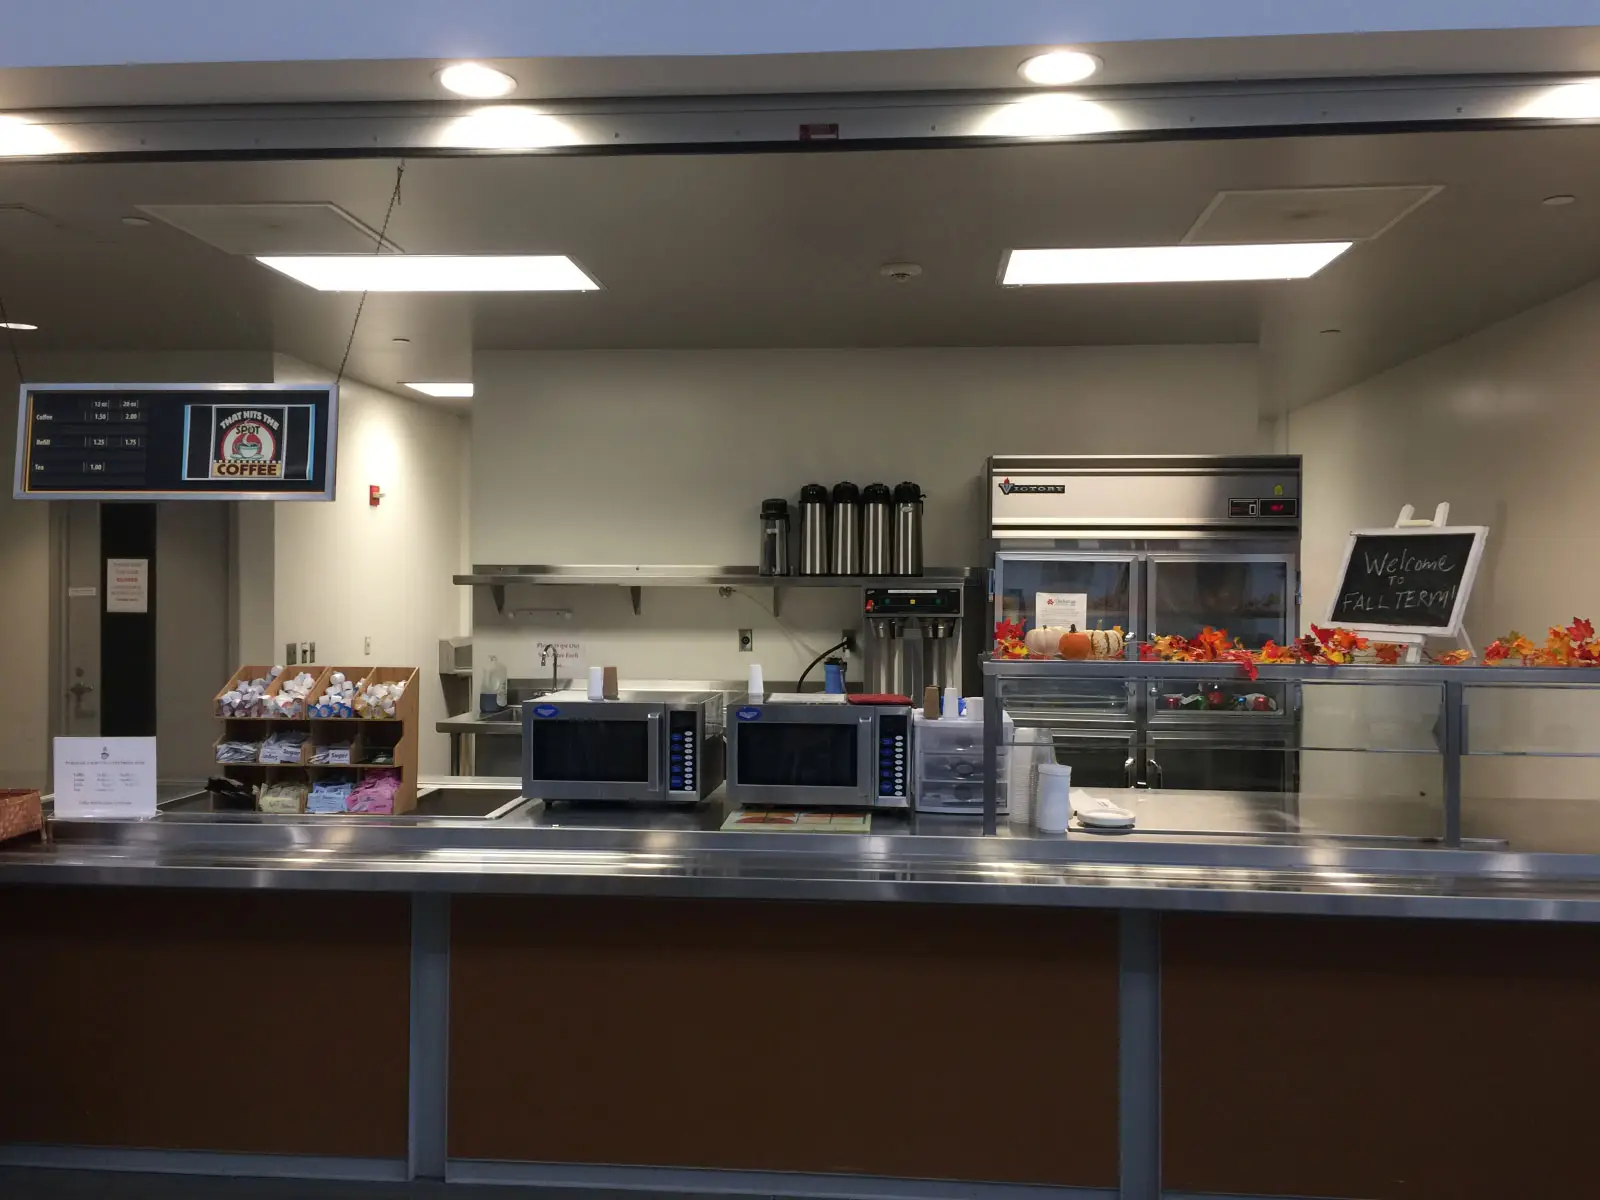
[879,262,923,282]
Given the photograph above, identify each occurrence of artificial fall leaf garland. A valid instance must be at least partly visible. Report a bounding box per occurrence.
[1483,617,1600,666]
[995,619,1600,677]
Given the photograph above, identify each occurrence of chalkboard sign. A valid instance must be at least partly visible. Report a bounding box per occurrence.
[1327,526,1487,636]
[13,382,337,501]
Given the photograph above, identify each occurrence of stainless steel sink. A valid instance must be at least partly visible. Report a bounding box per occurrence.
[412,785,527,818]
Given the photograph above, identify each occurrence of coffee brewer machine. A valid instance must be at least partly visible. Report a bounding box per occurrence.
[862,586,966,698]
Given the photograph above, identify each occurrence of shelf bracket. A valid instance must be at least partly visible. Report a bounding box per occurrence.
[490,585,506,614]
[772,585,782,619]
[629,585,642,616]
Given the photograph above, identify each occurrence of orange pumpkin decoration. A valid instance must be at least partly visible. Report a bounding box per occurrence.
[1058,625,1093,660]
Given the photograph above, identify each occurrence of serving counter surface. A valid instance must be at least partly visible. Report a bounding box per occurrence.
[5,777,1600,921]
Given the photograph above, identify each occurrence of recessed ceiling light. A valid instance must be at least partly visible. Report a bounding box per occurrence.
[121,215,151,227]
[1001,242,1353,286]
[405,382,473,399]
[437,62,517,99]
[1543,194,1578,206]
[0,321,38,331]
[256,255,600,292]
[879,262,923,282]
[1018,50,1102,86]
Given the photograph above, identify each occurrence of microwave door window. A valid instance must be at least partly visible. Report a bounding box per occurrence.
[738,724,858,788]
[528,720,650,783]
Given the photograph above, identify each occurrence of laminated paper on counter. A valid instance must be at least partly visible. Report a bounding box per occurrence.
[51,737,157,819]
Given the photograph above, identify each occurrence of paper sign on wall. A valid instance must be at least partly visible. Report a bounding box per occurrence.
[1035,592,1089,630]
[52,737,158,819]
[105,558,149,614]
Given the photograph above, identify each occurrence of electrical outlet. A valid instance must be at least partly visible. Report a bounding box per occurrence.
[841,629,857,655]
[307,642,316,664]
[285,642,298,666]
[363,636,372,657]
[738,628,754,652]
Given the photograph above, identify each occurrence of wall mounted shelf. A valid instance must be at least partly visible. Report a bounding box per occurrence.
[454,564,980,617]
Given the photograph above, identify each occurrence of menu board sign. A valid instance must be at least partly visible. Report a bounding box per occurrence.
[13,383,337,500]
[1327,526,1487,636]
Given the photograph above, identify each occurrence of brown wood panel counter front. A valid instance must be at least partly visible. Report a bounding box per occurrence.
[0,887,411,1159]
[450,896,1119,1188]
[1162,913,1600,1200]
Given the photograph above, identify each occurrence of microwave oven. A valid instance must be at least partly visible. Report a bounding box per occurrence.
[521,690,726,803]
[725,702,912,809]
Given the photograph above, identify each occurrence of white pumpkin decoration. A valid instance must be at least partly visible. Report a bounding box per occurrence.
[1025,626,1064,657]
[1089,628,1126,659]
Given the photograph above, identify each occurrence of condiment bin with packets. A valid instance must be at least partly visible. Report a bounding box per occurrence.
[211,664,419,815]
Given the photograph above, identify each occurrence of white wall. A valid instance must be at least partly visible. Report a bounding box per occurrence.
[471,346,1262,685]
[0,364,51,788]
[1285,276,1600,848]
[272,357,469,774]
[1286,277,1600,644]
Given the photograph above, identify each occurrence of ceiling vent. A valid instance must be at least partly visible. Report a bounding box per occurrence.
[135,202,402,255]
[1184,185,1440,245]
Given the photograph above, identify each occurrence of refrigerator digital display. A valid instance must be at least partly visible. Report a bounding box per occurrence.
[13,383,337,501]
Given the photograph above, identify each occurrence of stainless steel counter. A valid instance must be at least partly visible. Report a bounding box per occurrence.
[6,778,1600,921]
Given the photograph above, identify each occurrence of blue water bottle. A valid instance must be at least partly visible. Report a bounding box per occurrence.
[824,658,847,694]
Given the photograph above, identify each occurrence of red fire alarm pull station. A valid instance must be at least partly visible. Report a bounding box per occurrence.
[369,485,382,507]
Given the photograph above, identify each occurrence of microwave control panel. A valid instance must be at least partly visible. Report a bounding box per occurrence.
[669,711,698,795]
[879,713,910,801]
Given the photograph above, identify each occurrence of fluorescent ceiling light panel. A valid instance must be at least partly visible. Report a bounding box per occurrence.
[405,382,474,398]
[1002,242,1353,285]
[0,321,37,330]
[256,255,599,292]
[1519,80,1600,120]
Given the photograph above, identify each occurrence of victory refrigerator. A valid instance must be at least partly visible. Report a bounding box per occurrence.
[988,455,1301,804]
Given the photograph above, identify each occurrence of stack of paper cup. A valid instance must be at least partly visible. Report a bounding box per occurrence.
[1035,762,1073,833]
[748,664,765,703]
[587,665,605,701]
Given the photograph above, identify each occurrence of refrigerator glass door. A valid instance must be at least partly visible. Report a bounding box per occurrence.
[1148,555,1294,648]
[994,552,1137,720]
[993,552,1137,636]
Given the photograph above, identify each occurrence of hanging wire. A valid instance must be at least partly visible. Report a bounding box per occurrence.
[335,160,406,386]
[0,282,27,384]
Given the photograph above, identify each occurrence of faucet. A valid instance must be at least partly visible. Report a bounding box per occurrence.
[537,643,559,692]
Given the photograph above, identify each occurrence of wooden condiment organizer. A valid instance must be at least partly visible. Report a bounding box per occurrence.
[212,665,419,814]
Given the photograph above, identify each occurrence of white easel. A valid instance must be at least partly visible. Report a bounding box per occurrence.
[1331,502,1485,664]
